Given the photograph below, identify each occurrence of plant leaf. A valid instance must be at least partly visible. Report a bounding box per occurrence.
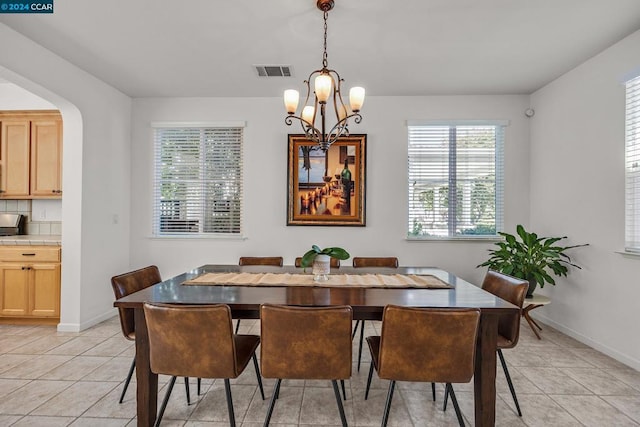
[300,249,318,268]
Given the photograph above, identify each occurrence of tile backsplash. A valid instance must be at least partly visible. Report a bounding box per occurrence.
[0,200,61,235]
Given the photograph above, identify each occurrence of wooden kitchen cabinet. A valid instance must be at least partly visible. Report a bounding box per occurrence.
[0,119,31,197]
[31,118,63,197]
[0,111,62,199]
[0,246,61,324]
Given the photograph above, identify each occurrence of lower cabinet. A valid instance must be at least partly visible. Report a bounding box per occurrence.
[0,246,61,323]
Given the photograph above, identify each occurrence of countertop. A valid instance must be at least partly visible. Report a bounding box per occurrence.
[0,235,61,245]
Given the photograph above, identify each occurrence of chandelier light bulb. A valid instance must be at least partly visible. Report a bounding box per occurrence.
[284,89,300,114]
[338,104,348,121]
[315,74,332,103]
[349,87,365,112]
[302,105,315,124]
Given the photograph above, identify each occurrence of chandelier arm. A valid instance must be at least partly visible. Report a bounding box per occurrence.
[327,112,362,138]
[285,115,322,145]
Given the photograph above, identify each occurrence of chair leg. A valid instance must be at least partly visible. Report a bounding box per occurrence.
[155,376,177,427]
[119,357,136,404]
[357,320,365,372]
[252,353,265,400]
[263,379,282,427]
[341,379,347,400]
[224,378,236,427]
[235,319,241,334]
[332,380,348,427]
[431,382,436,401]
[365,362,374,400]
[352,320,360,339]
[197,378,202,396]
[184,377,191,405]
[381,380,396,427]
[446,383,465,427]
[443,383,449,410]
[498,349,522,417]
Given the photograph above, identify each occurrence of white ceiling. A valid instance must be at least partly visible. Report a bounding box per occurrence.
[2,0,640,98]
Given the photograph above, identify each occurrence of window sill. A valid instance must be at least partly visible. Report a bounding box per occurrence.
[406,236,502,243]
[149,235,247,241]
[615,250,640,259]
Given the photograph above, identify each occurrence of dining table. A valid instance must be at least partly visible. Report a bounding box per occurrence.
[114,264,519,427]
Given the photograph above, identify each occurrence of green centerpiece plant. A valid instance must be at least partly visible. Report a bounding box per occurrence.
[477,224,587,297]
[300,245,350,268]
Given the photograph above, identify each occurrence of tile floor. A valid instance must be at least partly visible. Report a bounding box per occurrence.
[0,316,639,426]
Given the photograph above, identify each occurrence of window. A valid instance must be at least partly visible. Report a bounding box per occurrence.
[152,123,243,236]
[626,76,640,252]
[407,121,505,239]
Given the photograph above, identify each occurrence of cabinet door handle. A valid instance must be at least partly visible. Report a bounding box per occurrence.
[22,253,36,256]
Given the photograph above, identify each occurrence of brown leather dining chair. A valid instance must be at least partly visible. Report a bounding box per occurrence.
[236,256,284,333]
[294,256,341,268]
[351,256,399,371]
[365,306,481,427]
[444,269,529,417]
[143,303,264,427]
[111,266,194,404]
[238,256,284,267]
[260,304,352,427]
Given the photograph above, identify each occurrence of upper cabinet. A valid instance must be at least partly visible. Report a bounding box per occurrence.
[0,111,62,199]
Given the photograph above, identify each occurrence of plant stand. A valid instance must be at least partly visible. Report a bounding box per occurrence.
[522,294,551,339]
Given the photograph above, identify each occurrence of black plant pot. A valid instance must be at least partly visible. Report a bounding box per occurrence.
[526,279,537,298]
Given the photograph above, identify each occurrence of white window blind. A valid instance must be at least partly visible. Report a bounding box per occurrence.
[626,75,640,252]
[407,122,504,239]
[152,125,243,236]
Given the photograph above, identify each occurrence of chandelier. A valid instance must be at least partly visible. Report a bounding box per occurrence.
[283,0,365,152]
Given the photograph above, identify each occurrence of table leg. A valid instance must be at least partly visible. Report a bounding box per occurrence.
[134,307,158,426]
[474,312,498,427]
[522,305,543,340]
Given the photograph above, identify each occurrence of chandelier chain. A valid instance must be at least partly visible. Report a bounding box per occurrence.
[322,10,328,69]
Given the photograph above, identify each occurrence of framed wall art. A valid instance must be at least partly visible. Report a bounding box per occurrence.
[287,134,366,226]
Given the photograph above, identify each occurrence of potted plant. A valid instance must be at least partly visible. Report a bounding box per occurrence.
[301,245,350,281]
[478,224,587,297]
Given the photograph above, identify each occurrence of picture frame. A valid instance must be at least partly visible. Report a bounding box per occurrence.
[287,134,366,226]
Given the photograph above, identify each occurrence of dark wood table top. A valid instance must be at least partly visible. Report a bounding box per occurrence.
[114,265,517,314]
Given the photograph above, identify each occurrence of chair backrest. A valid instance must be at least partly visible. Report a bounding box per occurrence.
[239,256,283,266]
[111,265,162,340]
[377,305,480,383]
[481,270,529,348]
[295,257,340,268]
[352,257,399,268]
[143,303,238,379]
[260,304,352,380]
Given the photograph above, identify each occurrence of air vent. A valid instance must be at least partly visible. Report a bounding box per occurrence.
[254,65,292,77]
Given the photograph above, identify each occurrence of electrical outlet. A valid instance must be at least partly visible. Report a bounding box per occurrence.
[39,209,46,220]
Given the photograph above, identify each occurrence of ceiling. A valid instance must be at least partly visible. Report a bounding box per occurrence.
[2,0,640,98]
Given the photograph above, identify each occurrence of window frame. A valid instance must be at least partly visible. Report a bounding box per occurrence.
[150,121,245,239]
[406,120,507,241]
[625,75,640,253]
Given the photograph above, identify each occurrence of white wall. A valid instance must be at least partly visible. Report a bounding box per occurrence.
[130,95,530,284]
[0,24,132,331]
[530,30,640,369]
[0,82,57,109]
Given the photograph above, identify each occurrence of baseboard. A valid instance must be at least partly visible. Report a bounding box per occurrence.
[57,308,118,332]
[534,313,640,371]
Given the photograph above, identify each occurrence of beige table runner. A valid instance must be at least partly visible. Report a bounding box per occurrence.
[182,272,452,289]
